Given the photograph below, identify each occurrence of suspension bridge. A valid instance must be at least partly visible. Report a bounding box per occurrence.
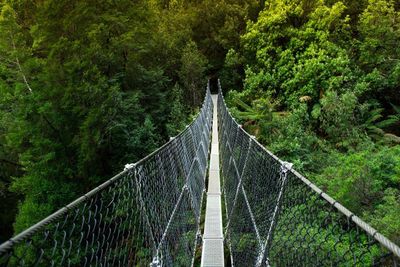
[0,81,399,266]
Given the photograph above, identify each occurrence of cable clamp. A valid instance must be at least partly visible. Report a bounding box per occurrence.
[150,256,161,267]
[196,230,203,244]
[124,163,135,170]
[280,161,293,174]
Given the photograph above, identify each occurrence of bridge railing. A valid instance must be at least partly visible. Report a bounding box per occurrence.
[0,85,213,267]
[217,81,400,266]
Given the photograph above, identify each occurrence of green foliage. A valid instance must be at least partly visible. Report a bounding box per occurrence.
[0,0,399,258]
[358,0,400,71]
[270,202,381,266]
[166,83,188,137]
[179,41,208,107]
[241,0,354,106]
[0,0,262,242]
[226,0,400,246]
[259,103,328,173]
[366,188,400,245]
[357,0,400,104]
[219,48,245,91]
[230,95,275,122]
[191,0,261,70]
[318,91,367,149]
[315,145,400,215]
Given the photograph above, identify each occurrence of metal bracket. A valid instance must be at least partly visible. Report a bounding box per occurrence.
[280,161,293,175]
[124,163,135,170]
[196,230,203,244]
[150,256,161,267]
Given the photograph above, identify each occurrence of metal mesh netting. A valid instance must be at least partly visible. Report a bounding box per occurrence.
[217,82,400,267]
[0,87,213,267]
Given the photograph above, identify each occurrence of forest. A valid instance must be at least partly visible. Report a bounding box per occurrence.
[0,0,399,255]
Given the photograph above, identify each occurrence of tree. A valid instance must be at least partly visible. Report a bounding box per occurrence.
[166,83,187,137]
[358,0,400,105]
[225,0,400,244]
[179,41,208,107]
[240,0,354,107]
[0,0,170,235]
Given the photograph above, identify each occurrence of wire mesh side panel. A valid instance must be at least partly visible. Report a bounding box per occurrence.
[137,87,213,266]
[0,170,147,267]
[217,83,400,267]
[0,88,213,267]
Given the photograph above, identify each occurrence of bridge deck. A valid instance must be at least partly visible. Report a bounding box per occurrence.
[201,94,224,267]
